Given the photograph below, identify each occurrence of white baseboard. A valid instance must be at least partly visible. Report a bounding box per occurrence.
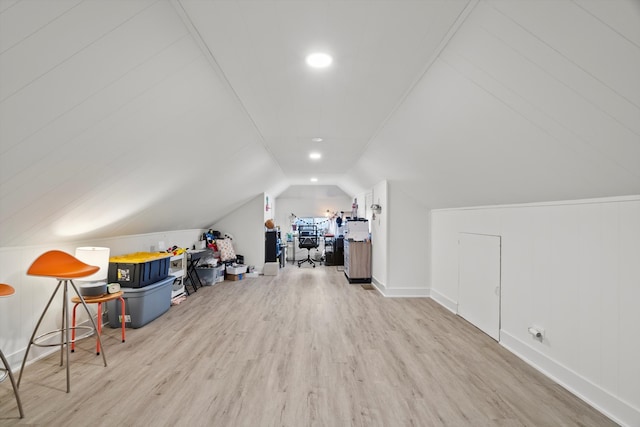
[500,331,639,427]
[371,277,429,297]
[424,297,639,426]
[429,288,458,313]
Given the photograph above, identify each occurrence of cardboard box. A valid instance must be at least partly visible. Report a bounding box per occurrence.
[226,265,247,275]
[263,262,279,276]
[226,273,243,281]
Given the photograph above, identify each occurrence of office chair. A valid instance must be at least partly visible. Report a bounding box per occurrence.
[297,224,319,268]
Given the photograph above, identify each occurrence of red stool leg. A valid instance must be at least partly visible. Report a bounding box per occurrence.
[96,302,102,355]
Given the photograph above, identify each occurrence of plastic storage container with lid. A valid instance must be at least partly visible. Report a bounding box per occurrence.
[108,252,171,288]
[106,275,174,328]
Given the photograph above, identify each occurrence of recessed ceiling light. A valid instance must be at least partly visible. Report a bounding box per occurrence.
[311,137,323,142]
[306,52,332,68]
[309,152,322,160]
[310,177,318,182]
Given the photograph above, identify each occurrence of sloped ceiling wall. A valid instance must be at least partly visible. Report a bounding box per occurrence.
[1,0,638,248]
[348,0,640,208]
[0,0,286,247]
[176,0,471,186]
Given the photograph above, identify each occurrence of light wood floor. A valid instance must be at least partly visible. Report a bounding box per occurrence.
[1,265,616,426]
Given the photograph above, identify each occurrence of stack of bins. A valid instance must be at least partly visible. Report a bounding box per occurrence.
[106,252,174,328]
[197,265,226,285]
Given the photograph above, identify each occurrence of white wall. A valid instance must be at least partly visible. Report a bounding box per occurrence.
[430,196,640,427]
[365,180,429,297]
[380,182,429,297]
[0,1,288,248]
[347,1,640,210]
[210,193,265,271]
[264,193,275,223]
[370,180,388,288]
[0,228,204,369]
[275,190,353,233]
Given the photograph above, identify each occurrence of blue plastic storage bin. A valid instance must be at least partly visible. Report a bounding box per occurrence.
[107,275,174,328]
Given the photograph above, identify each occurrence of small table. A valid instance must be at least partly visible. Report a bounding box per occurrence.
[71,291,125,355]
[185,249,211,295]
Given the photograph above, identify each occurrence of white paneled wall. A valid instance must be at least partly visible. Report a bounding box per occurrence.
[370,180,388,289]
[0,1,287,247]
[382,181,429,297]
[0,229,204,369]
[430,196,640,426]
[348,0,640,209]
[210,194,266,272]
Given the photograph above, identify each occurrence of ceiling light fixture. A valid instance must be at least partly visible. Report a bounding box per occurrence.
[311,137,323,142]
[309,152,321,160]
[306,52,332,68]
[310,177,318,182]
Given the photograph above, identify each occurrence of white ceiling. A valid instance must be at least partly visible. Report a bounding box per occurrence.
[176,0,470,184]
[1,0,639,246]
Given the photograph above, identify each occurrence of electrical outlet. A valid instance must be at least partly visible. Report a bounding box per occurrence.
[528,326,545,340]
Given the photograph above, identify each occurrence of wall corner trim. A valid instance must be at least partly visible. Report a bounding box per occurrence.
[372,277,429,298]
[429,289,458,313]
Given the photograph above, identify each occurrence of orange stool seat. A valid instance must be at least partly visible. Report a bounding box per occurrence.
[71,291,125,355]
[0,284,24,418]
[27,250,100,278]
[0,283,16,297]
[18,251,108,393]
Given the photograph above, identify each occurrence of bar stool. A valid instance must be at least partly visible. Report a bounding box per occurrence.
[71,291,126,355]
[0,284,24,418]
[18,250,107,393]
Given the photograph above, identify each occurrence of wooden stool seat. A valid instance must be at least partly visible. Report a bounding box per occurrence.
[71,292,125,355]
[71,291,124,305]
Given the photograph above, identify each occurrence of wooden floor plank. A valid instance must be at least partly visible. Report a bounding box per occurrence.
[0,265,617,426]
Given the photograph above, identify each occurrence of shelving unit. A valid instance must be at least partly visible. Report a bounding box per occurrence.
[265,230,281,262]
[344,240,371,283]
[169,253,187,298]
[324,236,344,266]
[265,230,285,267]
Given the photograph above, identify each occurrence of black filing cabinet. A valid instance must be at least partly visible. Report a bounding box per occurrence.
[324,237,344,266]
[265,230,281,263]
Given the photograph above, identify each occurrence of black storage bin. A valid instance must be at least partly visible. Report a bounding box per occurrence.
[107,253,171,288]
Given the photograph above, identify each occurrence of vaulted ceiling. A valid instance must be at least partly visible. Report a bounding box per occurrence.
[1,0,638,247]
